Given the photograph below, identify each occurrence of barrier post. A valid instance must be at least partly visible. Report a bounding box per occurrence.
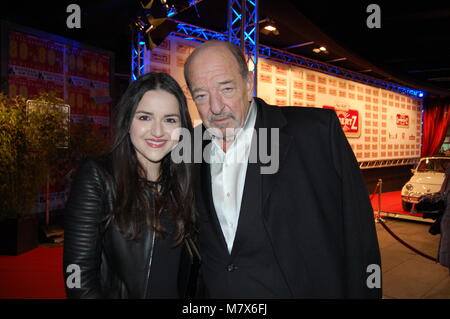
[376,179,384,222]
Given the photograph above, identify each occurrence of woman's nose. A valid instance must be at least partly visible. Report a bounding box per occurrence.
[151,121,164,137]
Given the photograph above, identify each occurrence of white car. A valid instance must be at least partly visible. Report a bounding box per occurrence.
[401,156,450,211]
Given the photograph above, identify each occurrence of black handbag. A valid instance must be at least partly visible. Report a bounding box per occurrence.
[181,237,202,298]
[414,192,446,214]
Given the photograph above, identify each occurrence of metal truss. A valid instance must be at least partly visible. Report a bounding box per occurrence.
[258,46,424,98]
[171,21,424,98]
[167,0,206,17]
[174,22,228,42]
[359,158,420,169]
[131,30,145,81]
[131,0,206,81]
[227,0,258,94]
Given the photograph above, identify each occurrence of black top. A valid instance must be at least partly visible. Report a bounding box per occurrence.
[146,209,182,299]
[63,155,196,299]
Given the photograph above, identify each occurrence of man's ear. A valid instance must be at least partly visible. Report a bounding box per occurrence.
[246,71,254,100]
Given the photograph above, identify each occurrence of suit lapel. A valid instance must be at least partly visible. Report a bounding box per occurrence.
[230,131,261,256]
[253,99,293,221]
[232,100,293,254]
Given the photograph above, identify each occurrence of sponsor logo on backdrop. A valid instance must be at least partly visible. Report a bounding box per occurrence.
[293,80,303,90]
[259,74,272,83]
[293,90,303,99]
[150,65,170,74]
[306,73,316,82]
[275,77,287,86]
[396,114,409,128]
[151,51,170,64]
[176,56,186,67]
[176,43,193,54]
[275,88,287,97]
[159,39,171,51]
[260,63,272,72]
[275,66,287,76]
[323,105,360,138]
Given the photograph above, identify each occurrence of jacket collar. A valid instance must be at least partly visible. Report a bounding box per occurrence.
[197,97,294,226]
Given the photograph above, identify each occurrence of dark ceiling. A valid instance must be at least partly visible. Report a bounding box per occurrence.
[1,0,449,97]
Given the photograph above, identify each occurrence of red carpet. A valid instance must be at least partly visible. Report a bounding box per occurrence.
[0,246,66,299]
[370,190,423,217]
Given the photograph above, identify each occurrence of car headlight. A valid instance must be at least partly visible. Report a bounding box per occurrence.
[406,184,414,191]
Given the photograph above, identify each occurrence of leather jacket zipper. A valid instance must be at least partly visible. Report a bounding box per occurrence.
[143,231,156,298]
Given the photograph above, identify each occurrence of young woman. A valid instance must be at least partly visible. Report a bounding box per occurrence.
[63,72,199,298]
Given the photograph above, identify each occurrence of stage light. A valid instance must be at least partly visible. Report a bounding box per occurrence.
[141,0,154,9]
[260,19,279,36]
[313,46,328,54]
[143,15,178,50]
[133,16,147,31]
[132,15,177,50]
[133,0,179,50]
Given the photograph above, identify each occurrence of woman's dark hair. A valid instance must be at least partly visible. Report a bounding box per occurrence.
[108,72,195,244]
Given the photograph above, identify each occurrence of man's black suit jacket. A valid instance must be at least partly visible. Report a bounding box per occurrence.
[194,97,382,298]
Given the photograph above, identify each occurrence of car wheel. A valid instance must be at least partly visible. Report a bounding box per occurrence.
[402,200,412,212]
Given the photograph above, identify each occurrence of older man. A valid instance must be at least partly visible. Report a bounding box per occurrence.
[184,40,381,298]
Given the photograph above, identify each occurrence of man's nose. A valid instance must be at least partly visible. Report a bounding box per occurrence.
[209,92,224,115]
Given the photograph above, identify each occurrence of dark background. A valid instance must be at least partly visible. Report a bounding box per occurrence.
[1,0,449,96]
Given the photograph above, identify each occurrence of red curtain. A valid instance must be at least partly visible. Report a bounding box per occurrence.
[421,97,450,157]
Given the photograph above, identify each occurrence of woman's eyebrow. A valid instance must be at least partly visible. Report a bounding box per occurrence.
[135,110,152,115]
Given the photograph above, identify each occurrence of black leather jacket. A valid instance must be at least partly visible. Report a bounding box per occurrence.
[63,155,197,298]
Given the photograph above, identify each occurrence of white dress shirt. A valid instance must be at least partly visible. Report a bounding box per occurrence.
[208,100,257,254]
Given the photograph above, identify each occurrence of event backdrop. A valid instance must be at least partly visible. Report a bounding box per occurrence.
[8,31,111,124]
[6,29,112,213]
[146,35,423,163]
